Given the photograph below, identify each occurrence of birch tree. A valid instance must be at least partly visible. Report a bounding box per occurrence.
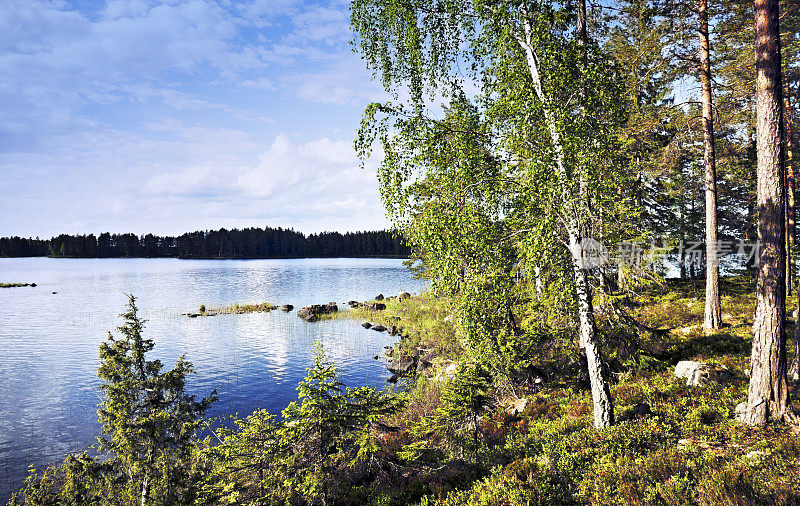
[352,0,630,428]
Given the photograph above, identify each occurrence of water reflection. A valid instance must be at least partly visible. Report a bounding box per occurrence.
[0,257,423,501]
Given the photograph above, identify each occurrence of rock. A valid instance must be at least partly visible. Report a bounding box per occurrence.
[618,403,653,422]
[281,304,294,312]
[375,294,384,300]
[744,450,766,461]
[443,314,454,323]
[30,283,37,287]
[513,364,547,388]
[387,374,399,384]
[365,303,386,311]
[52,291,57,294]
[297,303,338,321]
[362,322,373,329]
[348,300,360,307]
[389,325,399,336]
[388,355,415,375]
[373,355,379,360]
[420,351,438,363]
[417,359,434,377]
[442,362,458,380]
[674,361,733,386]
[505,397,528,416]
[399,292,411,300]
[371,324,387,332]
[188,313,200,318]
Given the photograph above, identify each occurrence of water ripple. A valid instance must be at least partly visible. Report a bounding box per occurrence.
[0,257,423,501]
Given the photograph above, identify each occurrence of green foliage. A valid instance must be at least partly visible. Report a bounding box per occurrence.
[195,342,404,505]
[196,409,285,504]
[400,361,492,463]
[96,294,216,505]
[352,0,643,397]
[279,342,403,504]
[11,280,800,505]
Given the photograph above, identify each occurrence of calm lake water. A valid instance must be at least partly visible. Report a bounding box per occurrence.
[0,257,424,501]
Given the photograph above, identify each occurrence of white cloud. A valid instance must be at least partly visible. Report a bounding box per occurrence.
[0,0,395,237]
[236,134,366,198]
[240,77,277,90]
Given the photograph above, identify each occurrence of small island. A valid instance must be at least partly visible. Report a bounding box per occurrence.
[184,302,278,317]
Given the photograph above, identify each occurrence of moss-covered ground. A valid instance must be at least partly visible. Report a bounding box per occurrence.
[328,277,800,505]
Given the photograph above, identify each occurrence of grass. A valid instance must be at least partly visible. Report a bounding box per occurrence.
[319,276,800,505]
[187,302,277,316]
[324,293,463,360]
[1,282,35,288]
[398,276,800,505]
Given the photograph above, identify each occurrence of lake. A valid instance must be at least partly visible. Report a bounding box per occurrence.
[0,257,424,501]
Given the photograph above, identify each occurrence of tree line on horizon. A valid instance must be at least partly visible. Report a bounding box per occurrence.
[0,227,409,259]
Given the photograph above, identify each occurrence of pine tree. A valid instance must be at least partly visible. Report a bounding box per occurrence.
[279,343,401,505]
[741,0,793,426]
[97,295,217,506]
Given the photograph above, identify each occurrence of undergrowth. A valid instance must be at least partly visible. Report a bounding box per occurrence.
[10,277,800,505]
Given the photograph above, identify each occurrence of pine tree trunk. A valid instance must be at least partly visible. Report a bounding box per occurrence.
[785,85,796,297]
[742,0,791,425]
[790,86,800,381]
[700,0,721,330]
[794,314,800,381]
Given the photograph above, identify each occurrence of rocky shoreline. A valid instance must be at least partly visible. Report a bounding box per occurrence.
[184,291,447,384]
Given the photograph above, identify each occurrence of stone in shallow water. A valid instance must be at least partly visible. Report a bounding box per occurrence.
[388,355,415,375]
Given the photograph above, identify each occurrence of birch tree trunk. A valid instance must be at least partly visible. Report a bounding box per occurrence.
[514,6,614,428]
[742,0,792,425]
[699,0,721,330]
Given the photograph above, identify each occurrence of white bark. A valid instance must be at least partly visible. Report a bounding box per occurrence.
[514,10,614,428]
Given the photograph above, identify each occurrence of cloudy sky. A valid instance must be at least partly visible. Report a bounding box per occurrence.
[0,0,392,238]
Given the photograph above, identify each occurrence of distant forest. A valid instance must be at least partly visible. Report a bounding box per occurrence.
[0,227,410,259]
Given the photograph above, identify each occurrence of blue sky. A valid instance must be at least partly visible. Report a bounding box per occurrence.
[0,0,392,237]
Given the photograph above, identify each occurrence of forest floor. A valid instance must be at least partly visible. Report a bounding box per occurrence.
[329,276,800,505]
